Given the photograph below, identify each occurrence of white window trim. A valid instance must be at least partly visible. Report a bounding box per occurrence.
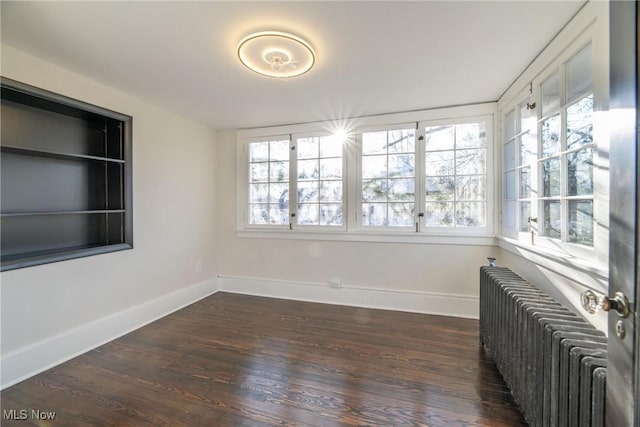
[237,103,498,244]
[497,0,609,273]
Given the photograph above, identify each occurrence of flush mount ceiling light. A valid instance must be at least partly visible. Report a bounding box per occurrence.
[237,31,316,78]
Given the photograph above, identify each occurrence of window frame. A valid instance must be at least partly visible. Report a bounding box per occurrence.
[292,131,348,231]
[243,134,292,230]
[355,122,418,232]
[498,16,609,269]
[418,115,494,236]
[237,104,497,243]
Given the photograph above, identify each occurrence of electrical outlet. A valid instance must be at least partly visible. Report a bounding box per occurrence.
[195,261,203,273]
[329,278,342,288]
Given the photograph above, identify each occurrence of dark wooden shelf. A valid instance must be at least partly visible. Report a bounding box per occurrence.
[1,209,126,218]
[1,243,132,270]
[1,145,125,164]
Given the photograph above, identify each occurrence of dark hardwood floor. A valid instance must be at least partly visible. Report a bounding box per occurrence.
[1,293,526,426]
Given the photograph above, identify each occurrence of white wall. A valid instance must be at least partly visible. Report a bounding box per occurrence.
[498,246,608,331]
[0,45,218,387]
[216,129,498,318]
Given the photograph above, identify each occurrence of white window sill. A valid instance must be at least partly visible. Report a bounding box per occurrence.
[497,235,608,282]
[236,229,497,246]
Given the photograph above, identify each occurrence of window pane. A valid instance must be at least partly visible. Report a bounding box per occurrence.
[389,203,414,226]
[362,131,387,155]
[425,125,454,151]
[362,203,387,226]
[456,175,485,201]
[269,161,289,182]
[505,171,516,200]
[520,131,536,165]
[543,201,561,239]
[568,200,593,246]
[541,72,560,115]
[298,137,318,159]
[567,148,593,196]
[362,179,387,202]
[270,140,290,161]
[362,155,387,178]
[541,114,560,157]
[388,178,415,201]
[426,151,454,176]
[297,203,319,225]
[388,129,415,153]
[320,158,342,180]
[504,140,516,171]
[249,204,269,224]
[519,202,531,232]
[320,181,342,202]
[520,102,535,133]
[298,159,319,180]
[542,157,561,197]
[250,162,269,182]
[505,110,516,140]
[567,44,592,102]
[269,204,289,225]
[456,202,486,227]
[388,154,415,177]
[504,201,516,229]
[456,148,486,174]
[426,202,454,227]
[567,95,593,150]
[426,176,454,201]
[319,135,342,158]
[456,122,486,148]
[520,167,531,198]
[320,204,343,226]
[298,181,319,203]
[249,184,268,203]
[269,183,289,204]
[249,142,269,162]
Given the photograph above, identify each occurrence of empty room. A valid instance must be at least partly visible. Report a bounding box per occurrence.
[0,1,638,426]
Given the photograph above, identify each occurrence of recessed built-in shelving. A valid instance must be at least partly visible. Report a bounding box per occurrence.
[0,77,133,271]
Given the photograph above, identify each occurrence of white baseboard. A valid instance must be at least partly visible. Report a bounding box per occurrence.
[1,279,218,390]
[218,275,479,320]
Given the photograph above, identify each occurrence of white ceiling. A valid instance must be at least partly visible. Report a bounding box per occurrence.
[1,1,586,130]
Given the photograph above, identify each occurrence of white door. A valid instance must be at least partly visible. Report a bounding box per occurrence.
[606,2,638,425]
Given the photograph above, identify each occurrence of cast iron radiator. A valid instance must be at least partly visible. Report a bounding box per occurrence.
[479,266,607,427]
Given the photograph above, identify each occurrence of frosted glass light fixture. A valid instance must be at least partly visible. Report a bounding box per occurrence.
[237,31,316,78]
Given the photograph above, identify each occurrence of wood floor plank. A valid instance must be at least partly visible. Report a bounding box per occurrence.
[1,293,526,426]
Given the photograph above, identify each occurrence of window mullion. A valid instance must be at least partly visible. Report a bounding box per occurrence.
[289,135,297,229]
[354,133,363,229]
[416,124,426,232]
[558,63,568,242]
